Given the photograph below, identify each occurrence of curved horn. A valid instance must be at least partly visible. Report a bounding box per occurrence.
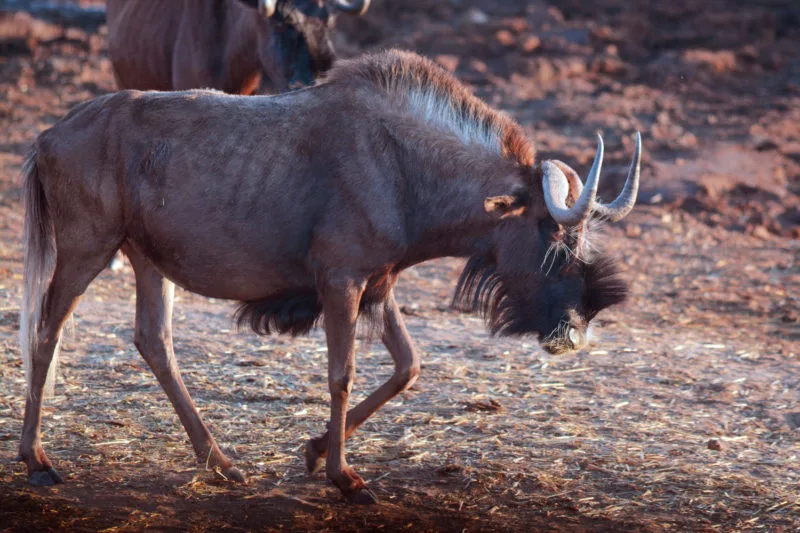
[258,0,277,18]
[332,0,371,16]
[542,135,604,227]
[592,132,642,222]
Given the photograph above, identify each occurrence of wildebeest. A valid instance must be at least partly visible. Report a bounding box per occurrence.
[106,0,371,93]
[18,50,641,504]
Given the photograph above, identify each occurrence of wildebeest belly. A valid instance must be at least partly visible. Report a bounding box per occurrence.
[123,166,318,300]
[128,231,315,301]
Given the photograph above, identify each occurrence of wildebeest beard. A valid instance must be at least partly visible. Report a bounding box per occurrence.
[452,253,629,337]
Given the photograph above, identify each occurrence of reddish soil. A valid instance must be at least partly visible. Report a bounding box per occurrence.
[0,1,798,531]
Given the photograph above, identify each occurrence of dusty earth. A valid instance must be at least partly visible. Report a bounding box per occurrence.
[0,0,798,531]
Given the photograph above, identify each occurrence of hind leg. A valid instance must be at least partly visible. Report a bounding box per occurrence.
[18,254,111,485]
[125,245,244,482]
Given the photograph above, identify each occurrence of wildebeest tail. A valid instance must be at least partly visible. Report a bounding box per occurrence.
[20,150,59,398]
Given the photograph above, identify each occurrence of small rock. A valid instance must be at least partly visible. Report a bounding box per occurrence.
[753,136,778,151]
[465,399,503,413]
[469,58,488,73]
[750,225,772,241]
[624,224,642,238]
[781,310,799,323]
[436,464,463,476]
[591,25,619,43]
[706,439,724,451]
[521,35,541,53]
[683,49,737,73]
[546,6,565,24]
[236,358,268,367]
[784,413,800,429]
[495,29,515,47]
[591,53,627,75]
[400,304,421,316]
[465,8,488,24]
[739,45,759,61]
[507,18,529,33]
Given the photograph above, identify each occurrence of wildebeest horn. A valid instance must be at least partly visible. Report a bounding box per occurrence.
[591,131,642,222]
[259,0,277,17]
[542,135,604,227]
[332,0,371,16]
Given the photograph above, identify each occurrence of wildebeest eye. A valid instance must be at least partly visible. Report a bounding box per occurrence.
[538,217,558,235]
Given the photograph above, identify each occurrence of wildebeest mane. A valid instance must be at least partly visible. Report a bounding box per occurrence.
[583,254,628,318]
[452,255,535,336]
[322,49,535,165]
[234,291,385,338]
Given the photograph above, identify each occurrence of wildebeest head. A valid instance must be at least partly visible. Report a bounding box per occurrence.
[239,0,370,90]
[455,134,642,355]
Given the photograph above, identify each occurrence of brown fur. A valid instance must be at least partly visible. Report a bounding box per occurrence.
[18,50,633,501]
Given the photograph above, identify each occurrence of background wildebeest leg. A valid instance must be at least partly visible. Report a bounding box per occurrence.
[124,245,245,483]
[18,252,111,485]
[305,291,420,476]
[320,277,377,504]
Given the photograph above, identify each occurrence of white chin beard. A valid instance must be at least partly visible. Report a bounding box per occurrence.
[585,324,598,345]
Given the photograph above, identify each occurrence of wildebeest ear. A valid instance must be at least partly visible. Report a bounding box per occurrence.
[484,193,527,219]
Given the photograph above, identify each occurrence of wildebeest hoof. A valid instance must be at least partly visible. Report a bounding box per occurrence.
[344,487,378,505]
[221,466,247,483]
[304,438,326,476]
[29,467,64,486]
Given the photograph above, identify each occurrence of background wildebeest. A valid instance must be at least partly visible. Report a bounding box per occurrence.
[106,0,371,94]
[18,49,640,504]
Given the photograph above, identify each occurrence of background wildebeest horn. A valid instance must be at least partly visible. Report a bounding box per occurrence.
[259,0,277,18]
[542,132,641,226]
[331,0,371,16]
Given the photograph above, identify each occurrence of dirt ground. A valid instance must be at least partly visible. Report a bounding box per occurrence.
[0,1,798,531]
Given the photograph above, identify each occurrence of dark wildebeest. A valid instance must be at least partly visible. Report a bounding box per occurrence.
[106,0,371,93]
[18,50,641,504]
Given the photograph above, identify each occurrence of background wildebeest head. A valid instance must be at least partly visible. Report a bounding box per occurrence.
[240,0,370,90]
[455,135,641,355]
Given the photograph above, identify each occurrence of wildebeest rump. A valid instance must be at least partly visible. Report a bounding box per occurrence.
[18,50,641,503]
[106,0,370,94]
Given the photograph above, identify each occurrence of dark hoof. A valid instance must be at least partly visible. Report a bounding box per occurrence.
[304,439,325,476]
[222,466,247,484]
[29,467,64,486]
[344,487,378,505]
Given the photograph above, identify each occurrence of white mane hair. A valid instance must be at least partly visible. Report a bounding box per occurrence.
[322,49,536,165]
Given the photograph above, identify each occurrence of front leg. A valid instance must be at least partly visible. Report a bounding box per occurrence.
[306,291,420,475]
[320,277,377,504]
